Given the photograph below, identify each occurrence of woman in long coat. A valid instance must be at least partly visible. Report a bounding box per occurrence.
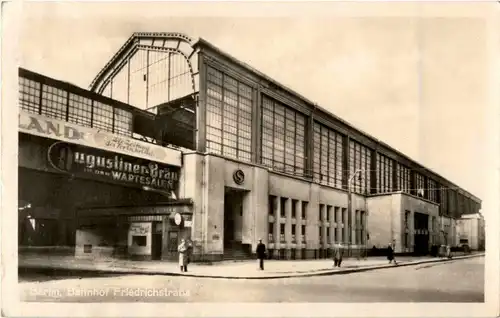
[387,242,397,265]
[178,239,188,272]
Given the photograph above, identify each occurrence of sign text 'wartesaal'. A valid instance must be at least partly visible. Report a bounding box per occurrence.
[47,142,180,191]
[73,151,179,189]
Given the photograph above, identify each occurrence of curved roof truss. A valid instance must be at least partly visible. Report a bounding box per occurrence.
[90,32,199,95]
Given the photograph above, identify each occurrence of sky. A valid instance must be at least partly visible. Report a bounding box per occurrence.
[14,1,499,214]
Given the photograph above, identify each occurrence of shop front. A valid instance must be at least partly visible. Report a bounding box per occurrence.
[75,202,193,260]
[18,110,185,258]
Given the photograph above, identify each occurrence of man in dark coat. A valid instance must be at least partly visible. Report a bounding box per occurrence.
[387,242,398,265]
[256,239,266,270]
[332,243,344,267]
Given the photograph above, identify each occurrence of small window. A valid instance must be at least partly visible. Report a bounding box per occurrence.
[280,198,287,217]
[83,244,92,253]
[268,222,274,242]
[301,201,308,219]
[132,235,147,247]
[268,196,276,216]
[292,199,298,218]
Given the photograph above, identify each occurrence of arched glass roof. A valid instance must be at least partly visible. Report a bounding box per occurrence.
[90,32,199,111]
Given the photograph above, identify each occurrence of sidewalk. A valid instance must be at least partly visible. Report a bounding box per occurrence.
[19,253,484,280]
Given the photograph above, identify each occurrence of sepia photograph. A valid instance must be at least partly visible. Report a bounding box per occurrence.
[2,1,499,317]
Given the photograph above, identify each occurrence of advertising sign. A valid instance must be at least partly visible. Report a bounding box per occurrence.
[130,223,152,235]
[18,110,182,167]
[47,141,180,191]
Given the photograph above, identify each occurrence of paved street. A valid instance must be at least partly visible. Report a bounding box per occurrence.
[20,257,484,303]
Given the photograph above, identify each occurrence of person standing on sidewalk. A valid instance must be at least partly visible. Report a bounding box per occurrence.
[387,242,397,265]
[178,239,188,272]
[332,243,344,268]
[256,239,266,270]
[446,245,453,259]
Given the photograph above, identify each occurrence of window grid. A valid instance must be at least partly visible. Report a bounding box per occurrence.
[206,67,252,162]
[376,153,394,193]
[415,173,425,197]
[114,108,133,136]
[441,187,448,215]
[41,85,68,120]
[20,76,134,136]
[313,122,344,189]
[397,164,411,193]
[427,178,437,202]
[68,94,93,127]
[261,95,306,176]
[19,77,41,114]
[93,101,114,133]
[348,140,371,194]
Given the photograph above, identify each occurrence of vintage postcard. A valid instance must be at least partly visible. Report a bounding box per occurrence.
[1,1,499,317]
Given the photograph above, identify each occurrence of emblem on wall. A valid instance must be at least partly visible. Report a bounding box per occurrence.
[233,169,245,185]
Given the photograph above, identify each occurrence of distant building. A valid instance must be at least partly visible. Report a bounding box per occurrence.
[18,32,482,261]
[457,213,485,251]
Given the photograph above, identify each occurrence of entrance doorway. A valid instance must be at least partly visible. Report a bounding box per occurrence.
[151,221,163,260]
[223,188,249,259]
[414,212,429,255]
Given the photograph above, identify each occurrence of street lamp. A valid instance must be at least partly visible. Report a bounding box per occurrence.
[347,169,364,257]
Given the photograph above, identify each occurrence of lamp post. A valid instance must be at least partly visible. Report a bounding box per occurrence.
[347,169,363,257]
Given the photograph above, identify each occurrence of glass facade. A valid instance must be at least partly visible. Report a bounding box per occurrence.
[415,172,425,197]
[440,187,448,215]
[313,122,344,188]
[396,163,411,193]
[376,153,394,193]
[19,77,41,113]
[206,66,253,162]
[68,94,93,127]
[261,95,306,175]
[427,178,438,202]
[102,49,195,110]
[19,74,133,137]
[348,140,372,194]
[41,85,68,121]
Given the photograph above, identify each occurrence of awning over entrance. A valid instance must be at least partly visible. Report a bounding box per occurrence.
[76,199,193,219]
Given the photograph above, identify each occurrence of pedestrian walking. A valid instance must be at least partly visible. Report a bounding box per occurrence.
[446,245,452,259]
[332,243,344,268]
[178,238,189,272]
[256,239,266,270]
[186,238,194,265]
[387,242,397,265]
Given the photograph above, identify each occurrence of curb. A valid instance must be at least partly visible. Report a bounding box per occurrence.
[19,253,484,280]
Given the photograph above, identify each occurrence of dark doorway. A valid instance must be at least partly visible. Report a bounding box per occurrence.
[151,222,163,260]
[223,189,244,247]
[152,233,162,260]
[414,212,430,255]
[223,188,248,259]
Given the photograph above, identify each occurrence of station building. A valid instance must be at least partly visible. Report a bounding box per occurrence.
[18,32,482,261]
